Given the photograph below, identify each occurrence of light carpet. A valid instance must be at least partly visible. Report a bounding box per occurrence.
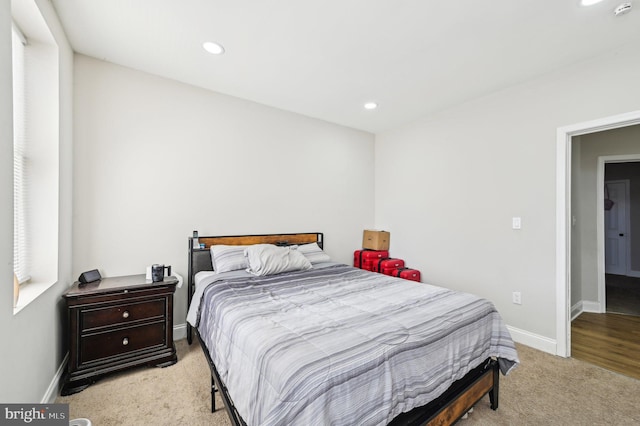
[56,339,640,425]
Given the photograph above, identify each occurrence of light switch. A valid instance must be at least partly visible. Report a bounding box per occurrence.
[512,217,522,230]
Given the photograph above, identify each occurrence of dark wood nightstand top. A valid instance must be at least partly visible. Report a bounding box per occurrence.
[64,274,178,298]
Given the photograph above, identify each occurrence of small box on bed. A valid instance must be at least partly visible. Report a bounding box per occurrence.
[362,230,390,251]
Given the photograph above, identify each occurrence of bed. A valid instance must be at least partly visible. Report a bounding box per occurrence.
[186,232,519,426]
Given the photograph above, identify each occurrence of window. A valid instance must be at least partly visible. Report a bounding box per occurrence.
[11,0,60,313]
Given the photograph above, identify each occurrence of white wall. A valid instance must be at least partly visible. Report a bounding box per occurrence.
[73,55,375,329]
[375,38,640,349]
[0,0,73,403]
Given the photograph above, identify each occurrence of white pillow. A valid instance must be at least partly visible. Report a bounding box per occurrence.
[295,242,331,264]
[211,245,249,273]
[245,244,312,276]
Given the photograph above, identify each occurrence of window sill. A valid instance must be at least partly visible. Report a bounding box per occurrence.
[13,279,57,315]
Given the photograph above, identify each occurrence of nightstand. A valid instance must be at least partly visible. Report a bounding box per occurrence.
[61,274,178,395]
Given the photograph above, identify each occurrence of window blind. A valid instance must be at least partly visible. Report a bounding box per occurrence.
[12,23,30,284]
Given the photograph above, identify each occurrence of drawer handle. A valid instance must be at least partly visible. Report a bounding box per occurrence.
[122,311,130,319]
[122,337,129,346]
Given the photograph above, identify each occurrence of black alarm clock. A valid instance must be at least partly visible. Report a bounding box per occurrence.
[78,269,102,284]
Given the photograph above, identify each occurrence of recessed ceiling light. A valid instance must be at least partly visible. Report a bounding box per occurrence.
[581,0,604,6]
[364,102,378,110]
[203,41,225,55]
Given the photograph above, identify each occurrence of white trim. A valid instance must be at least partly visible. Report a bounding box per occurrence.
[556,128,571,357]
[13,280,57,315]
[602,161,639,280]
[43,353,68,403]
[556,109,640,358]
[581,300,601,313]
[627,269,640,278]
[571,300,600,320]
[625,178,633,277]
[597,165,606,312]
[571,300,601,321]
[571,301,583,321]
[599,173,637,311]
[507,325,556,355]
[173,323,187,341]
[11,20,27,46]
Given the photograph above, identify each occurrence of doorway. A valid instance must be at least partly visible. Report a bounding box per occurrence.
[603,162,640,317]
[570,147,640,379]
[598,160,640,315]
[556,110,640,358]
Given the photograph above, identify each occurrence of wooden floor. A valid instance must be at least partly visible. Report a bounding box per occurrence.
[572,312,640,380]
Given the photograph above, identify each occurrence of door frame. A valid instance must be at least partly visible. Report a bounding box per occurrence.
[599,174,635,312]
[556,110,640,358]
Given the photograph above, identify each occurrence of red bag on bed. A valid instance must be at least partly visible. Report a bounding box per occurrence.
[393,267,421,282]
[354,249,389,270]
[372,258,405,275]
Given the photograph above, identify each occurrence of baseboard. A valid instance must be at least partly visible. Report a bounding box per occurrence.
[173,323,187,341]
[571,301,583,321]
[582,300,601,313]
[626,269,640,278]
[42,353,68,403]
[507,325,557,355]
[571,300,603,320]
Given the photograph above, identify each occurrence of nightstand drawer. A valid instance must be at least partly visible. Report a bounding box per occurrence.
[81,299,165,331]
[80,322,166,364]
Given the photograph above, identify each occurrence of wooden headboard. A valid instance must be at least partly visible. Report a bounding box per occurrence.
[195,233,323,250]
[186,232,323,343]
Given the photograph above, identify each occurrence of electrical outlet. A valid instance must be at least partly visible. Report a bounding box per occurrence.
[512,292,522,305]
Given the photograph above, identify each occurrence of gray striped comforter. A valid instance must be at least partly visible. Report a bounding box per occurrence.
[195,264,519,426]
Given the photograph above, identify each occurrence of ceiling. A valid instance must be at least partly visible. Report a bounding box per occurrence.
[50,0,640,133]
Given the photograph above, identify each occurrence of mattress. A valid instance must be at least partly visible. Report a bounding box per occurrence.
[191,263,519,426]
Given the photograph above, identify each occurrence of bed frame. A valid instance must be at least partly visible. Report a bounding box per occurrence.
[187,232,499,426]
